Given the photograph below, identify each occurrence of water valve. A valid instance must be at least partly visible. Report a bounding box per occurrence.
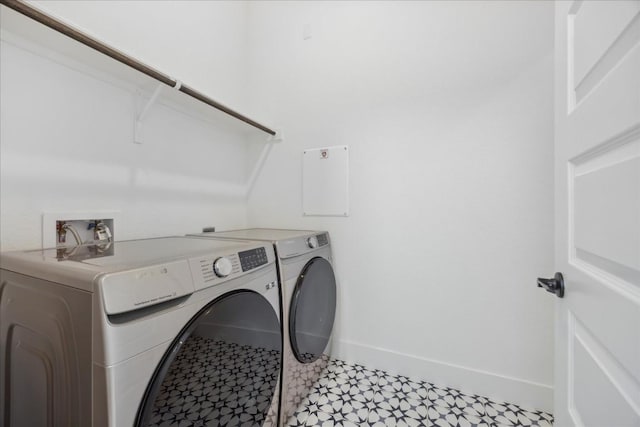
[94,222,112,243]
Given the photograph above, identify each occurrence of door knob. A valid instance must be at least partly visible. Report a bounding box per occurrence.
[537,272,565,298]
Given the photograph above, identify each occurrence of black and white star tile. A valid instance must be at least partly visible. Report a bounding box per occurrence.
[287,359,554,427]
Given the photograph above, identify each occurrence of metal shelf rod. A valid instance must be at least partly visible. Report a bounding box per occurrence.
[0,0,276,136]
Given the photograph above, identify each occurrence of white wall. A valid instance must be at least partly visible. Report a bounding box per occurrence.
[28,0,250,112]
[245,1,555,411]
[0,11,251,250]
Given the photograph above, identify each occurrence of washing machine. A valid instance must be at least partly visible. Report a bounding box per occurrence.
[0,236,282,427]
[188,229,337,426]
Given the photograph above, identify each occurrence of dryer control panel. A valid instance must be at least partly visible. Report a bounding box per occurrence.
[316,233,329,246]
[277,232,331,259]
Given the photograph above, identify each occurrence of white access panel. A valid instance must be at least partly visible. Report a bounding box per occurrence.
[302,146,349,217]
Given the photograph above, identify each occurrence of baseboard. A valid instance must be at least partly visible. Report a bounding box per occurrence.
[330,338,553,414]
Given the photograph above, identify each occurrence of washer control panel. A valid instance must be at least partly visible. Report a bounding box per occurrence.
[238,247,268,272]
[192,253,241,289]
[189,244,274,291]
[306,236,318,249]
[213,257,234,277]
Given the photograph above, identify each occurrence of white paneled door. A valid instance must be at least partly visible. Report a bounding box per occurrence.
[553,1,640,426]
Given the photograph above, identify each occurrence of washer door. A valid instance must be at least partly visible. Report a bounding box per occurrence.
[135,290,281,427]
[289,257,337,363]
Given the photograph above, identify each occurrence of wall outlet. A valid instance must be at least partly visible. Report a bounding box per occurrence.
[43,211,120,249]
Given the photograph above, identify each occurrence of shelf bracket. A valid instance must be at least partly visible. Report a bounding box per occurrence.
[134,83,165,144]
[267,128,284,142]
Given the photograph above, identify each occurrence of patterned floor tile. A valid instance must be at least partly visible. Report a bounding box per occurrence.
[368,390,430,426]
[484,400,553,427]
[377,373,430,401]
[427,385,485,417]
[289,358,553,427]
[304,410,362,427]
[427,405,490,427]
[324,360,382,392]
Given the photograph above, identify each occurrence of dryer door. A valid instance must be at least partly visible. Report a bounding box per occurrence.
[135,290,281,427]
[289,257,337,363]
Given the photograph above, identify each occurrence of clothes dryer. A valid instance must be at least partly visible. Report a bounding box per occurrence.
[188,229,337,426]
[0,236,282,426]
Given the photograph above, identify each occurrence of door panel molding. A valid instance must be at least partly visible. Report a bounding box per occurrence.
[568,126,640,295]
[569,0,640,109]
[568,45,640,151]
[575,249,640,289]
[568,312,640,426]
[570,123,640,173]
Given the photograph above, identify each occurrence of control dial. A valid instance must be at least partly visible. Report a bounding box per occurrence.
[213,257,233,278]
[306,236,318,249]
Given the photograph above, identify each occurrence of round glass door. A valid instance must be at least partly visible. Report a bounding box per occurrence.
[289,257,337,363]
[136,290,281,427]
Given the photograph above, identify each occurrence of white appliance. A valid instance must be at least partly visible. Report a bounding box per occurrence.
[0,236,282,427]
[188,229,337,426]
